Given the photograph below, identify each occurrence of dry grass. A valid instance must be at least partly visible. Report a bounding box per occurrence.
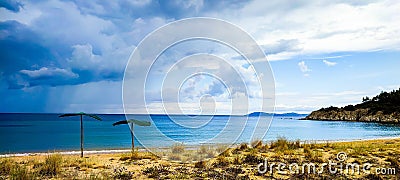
[0,158,37,179]
[119,151,157,162]
[36,154,63,176]
[270,137,301,151]
[0,138,399,179]
[171,143,185,154]
[251,139,263,149]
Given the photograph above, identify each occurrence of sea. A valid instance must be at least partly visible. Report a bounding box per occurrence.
[1,113,400,154]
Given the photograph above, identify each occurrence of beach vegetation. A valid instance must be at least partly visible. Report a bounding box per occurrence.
[36,154,63,176]
[10,163,36,180]
[304,150,323,163]
[119,155,130,161]
[270,137,301,151]
[78,159,94,168]
[194,160,207,169]
[251,139,263,149]
[113,167,134,180]
[142,165,171,178]
[198,145,209,154]
[238,143,248,151]
[197,145,216,158]
[387,157,400,170]
[168,154,181,161]
[216,144,228,153]
[219,148,232,157]
[0,158,37,179]
[171,143,185,154]
[120,151,157,161]
[0,158,14,176]
[1,137,400,179]
[213,155,230,168]
[243,154,263,165]
[233,154,243,165]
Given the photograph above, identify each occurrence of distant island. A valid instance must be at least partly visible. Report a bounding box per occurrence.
[247,112,307,117]
[302,88,400,123]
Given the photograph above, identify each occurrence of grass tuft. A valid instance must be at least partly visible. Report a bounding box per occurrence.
[0,158,15,176]
[37,154,63,176]
[270,137,301,151]
[251,139,263,149]
[1,158,37,179]
[171,143,185,154]
[142,165,171,178]
[11,163,36,180]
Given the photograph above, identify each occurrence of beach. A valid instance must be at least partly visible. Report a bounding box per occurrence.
[1,137,399,179]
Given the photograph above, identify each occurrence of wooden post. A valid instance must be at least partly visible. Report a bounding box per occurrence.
[130,125,134,153]
[80,114,83,158]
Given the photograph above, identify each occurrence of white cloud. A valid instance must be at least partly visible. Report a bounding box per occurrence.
[274,90,371,113]
[298,61,311,73]
[20,67,78,79]
[15,67,79,88]
[68,43,134,80]
[323,60,337,66]
[210,0,400,60]
[0,2,42,25]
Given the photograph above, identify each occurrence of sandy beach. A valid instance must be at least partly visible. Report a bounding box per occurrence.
[1,137,399,179]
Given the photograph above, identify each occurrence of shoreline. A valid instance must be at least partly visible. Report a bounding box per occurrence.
[2,136,399,158]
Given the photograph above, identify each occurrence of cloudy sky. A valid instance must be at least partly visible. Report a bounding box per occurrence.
[1,0,400,114]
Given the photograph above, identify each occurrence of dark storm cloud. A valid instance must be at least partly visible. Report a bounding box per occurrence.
[0,20,60,88]
[0,0,23,12]
[0,0,251,90]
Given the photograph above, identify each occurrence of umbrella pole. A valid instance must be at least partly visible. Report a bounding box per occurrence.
[130,125,134,153]
[80,114,83,158]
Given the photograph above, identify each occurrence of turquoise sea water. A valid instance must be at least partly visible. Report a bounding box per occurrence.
[1,113,400,154]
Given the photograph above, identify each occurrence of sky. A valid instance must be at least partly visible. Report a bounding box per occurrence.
[1,0,400,114]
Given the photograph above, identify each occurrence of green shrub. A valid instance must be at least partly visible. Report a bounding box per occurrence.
[0,158,15,176]
[10,164,36,180]
[142,165,170,178]
[270,137,301,151]
[113,167,134,180]
[171,143,185,154]
[37,154,63,176]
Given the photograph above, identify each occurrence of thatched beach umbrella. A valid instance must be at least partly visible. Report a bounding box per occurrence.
[59,112,101,157]
[113,119,151,152]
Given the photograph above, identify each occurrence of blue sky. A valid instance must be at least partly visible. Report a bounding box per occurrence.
[1,0,399,114]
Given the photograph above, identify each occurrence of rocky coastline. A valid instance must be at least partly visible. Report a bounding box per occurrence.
[302,88,400,124]
[302,108,400,123]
